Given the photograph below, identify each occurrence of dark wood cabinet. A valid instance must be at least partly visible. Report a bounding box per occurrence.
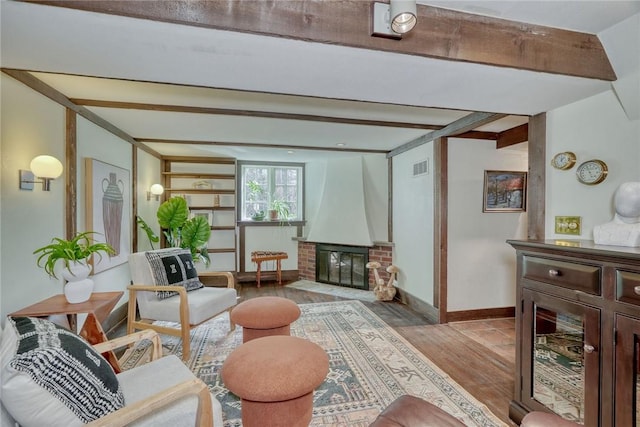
[508,240,640,427]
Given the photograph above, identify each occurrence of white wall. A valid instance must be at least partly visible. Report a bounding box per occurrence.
[136,149,162,252]
[305,154,388,245]
[243,226,299,272]
[76,117,133,301]
[546,89,640,239]
[1,74,66,320]
[448,139,528,312]
[0,74,139,322]
[392,144,434,304]
[362,154,389,243]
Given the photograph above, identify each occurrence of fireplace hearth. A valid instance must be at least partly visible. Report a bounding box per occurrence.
[316,244,368,290]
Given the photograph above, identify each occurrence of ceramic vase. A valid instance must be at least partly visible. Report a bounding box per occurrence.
[62,261,94,303]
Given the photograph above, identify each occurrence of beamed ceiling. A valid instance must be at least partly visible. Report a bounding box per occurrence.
[2,0,638,161]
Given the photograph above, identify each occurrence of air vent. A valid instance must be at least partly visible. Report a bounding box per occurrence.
[412,159,429,177]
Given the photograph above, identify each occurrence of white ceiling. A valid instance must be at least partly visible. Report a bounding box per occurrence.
[1,0,639,161]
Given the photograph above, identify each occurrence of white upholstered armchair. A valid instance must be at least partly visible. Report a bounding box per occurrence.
[1,317,222,427]
[127,248,238,360]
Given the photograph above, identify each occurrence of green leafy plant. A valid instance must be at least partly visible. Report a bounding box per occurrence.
[136,215,160,249]
[33,231,115,279]
[268,198,291,226]
[270,198,290,220]
[251,210,265,221]
[247,180,265,201]
[156,197,211,266]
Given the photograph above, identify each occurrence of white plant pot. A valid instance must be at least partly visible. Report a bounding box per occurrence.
[62,261,94,303]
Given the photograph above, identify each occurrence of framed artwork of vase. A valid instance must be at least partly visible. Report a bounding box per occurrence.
[85,158,131,274]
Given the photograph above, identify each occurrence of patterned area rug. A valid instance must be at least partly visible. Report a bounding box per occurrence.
[121,300,506,427]
[533,332,584,422]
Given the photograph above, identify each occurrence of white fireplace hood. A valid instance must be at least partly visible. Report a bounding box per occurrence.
[306,157,374,247]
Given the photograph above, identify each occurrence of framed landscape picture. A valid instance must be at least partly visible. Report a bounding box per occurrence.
[483,170,527,212]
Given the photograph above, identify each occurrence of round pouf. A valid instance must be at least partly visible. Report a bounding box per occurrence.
[222,335,329,427]
[230,296,301,343]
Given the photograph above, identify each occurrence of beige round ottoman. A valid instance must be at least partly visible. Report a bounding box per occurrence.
[221,335,329,427]
[230,296,301,343]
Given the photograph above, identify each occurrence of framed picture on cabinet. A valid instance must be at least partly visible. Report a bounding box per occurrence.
[482,170,527,212]
[190,209,213,226]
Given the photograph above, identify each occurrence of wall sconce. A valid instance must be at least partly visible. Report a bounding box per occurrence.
[19,155,64,191]
[147,183,164,201]
[372,0,417,39]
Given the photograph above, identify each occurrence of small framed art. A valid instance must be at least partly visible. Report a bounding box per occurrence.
[483,170,527,212]
[190,209,213,226]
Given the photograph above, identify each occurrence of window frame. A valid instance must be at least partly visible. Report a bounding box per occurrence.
[236,160,305,223]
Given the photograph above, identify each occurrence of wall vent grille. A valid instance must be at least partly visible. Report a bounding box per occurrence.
[413,159,428,177]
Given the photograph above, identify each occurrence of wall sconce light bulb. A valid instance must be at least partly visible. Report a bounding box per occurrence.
[20,155,64,191]
[147,183,164,201]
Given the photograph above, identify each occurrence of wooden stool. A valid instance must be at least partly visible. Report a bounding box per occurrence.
[251,251,288,287]
[221,335,329,427]
[230,296,301,343]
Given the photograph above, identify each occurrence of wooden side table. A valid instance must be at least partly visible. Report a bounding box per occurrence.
[9,291,124,372]
[251,251,288,287]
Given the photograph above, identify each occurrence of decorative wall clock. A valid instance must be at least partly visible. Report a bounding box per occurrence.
[551,151,576,170]
[576,159,608,185]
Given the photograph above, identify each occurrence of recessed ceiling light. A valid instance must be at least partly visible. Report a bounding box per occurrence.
[287,150,295,154]
[336,143,346,147]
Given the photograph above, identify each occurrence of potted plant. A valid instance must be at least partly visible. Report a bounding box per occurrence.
[33,231,115,303]
[247,180,266,220]
[156,196,212,265]
[269,199,290,222]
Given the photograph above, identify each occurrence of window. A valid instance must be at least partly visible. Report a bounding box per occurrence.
[238,161,304,221]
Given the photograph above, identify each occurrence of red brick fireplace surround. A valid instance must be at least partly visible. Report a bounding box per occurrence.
[297,241,394,290]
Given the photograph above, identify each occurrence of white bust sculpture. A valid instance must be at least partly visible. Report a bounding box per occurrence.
[593,182,640,247]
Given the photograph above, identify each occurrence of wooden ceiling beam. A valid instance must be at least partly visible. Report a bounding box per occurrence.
[1,68,161,158]
[453,131,499,140]
[497,123,529,148]
[75,98,513,139]
[136,138,389,154]
[26,0,616,81]
[387,112,507,157]
[70,98,444,131]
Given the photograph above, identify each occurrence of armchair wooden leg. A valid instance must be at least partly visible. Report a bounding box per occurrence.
[228,308,236,332]
[127,289,137,336]
[181,326,191,361]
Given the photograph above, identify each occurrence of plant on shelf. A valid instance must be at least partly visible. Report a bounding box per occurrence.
[269,198,290,222]
[251,211,266,221]
[247,180,266,220]
[156,196,212,266]
[33,231,115,279]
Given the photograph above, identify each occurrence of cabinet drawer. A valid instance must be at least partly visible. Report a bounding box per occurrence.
[616,270,640,306]
[522,255,601,295]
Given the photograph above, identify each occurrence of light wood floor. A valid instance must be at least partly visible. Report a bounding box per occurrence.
[241,281,516,426]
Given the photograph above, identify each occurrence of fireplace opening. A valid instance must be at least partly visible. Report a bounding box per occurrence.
[316,244,369,290]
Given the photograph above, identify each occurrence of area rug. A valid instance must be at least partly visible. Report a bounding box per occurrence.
[121,300,507,427]
[287,280,377,302]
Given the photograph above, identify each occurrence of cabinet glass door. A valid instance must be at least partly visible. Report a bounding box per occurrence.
[615,315,640,426]
[522,289,600,425]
